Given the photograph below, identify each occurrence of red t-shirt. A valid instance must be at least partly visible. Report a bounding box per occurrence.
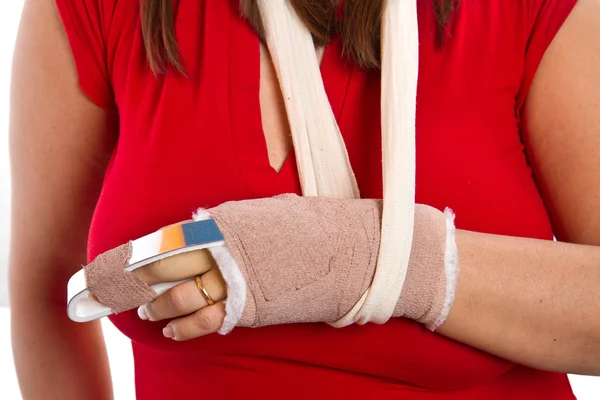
[55,0,578,398]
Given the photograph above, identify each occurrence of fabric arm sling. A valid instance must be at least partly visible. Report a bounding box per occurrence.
[256,0,419,326]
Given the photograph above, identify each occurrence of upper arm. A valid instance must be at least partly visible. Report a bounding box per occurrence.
[9,0,117,301]
[523,0,600,245]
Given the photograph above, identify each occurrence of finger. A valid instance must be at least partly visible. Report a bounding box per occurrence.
[132,249,217,285]
[139,268,227,321]
[163,301,226,341]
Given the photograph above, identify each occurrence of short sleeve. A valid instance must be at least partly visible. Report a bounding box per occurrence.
[517,0,578,110]
[54,0,117,111]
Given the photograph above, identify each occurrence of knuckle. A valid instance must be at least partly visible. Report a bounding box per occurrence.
[172,324,191,341]
[151,258,170,276]
[167,288,187,312]
[136,260,168,284]
[194,311,217,331]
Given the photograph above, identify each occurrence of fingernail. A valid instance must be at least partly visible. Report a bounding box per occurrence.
[137,305,149,320]
[163,326,175,339]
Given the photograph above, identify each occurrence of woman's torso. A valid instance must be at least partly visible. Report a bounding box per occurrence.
[57,0,577,397]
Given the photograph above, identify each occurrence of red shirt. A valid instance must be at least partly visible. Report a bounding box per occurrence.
[56,0,578,398]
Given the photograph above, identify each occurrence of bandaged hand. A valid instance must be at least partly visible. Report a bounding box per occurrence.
[87,194,457,341]
[208,194,457,334]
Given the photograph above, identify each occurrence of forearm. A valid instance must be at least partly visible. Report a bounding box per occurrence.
[206,196,600,375]
[12,298,112,400]
[437,230,600,375]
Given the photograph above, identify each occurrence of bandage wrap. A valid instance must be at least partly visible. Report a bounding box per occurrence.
[210,194,380,327]
[209,195,452,330]
[84,242,157,313]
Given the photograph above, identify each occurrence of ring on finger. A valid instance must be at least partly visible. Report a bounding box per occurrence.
[195,274,215,306]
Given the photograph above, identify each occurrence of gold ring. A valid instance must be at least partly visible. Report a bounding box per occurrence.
[195,274,215,306]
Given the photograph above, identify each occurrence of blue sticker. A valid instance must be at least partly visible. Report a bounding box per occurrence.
[182,219,224,246]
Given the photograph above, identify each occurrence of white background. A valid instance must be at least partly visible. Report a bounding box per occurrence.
[0,1,598,399]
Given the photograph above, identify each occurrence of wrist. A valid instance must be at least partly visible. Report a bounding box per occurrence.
[393,205,458,330]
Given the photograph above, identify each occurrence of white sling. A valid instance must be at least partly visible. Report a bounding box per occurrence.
[257,0,419,325]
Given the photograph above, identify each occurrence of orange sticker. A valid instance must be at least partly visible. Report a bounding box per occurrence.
[159,224,185,253]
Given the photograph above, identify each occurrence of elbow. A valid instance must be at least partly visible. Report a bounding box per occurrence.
[522,320,600,376]
[558,326,600,376]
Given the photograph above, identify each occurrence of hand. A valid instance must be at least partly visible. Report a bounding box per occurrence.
[132,249,228,341]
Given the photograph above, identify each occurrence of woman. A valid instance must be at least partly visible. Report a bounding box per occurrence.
[9,0,600,398]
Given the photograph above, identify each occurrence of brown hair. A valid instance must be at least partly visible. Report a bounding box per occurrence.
[141,0,458,74]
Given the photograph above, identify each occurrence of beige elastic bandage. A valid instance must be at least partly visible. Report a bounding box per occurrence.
[83,242,157,313]
[208,194,455,332]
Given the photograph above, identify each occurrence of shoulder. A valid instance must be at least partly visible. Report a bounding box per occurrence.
[53,0,139,44]
[445,0,578,41]
[52,0,139,110]
[421,0,578,107]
